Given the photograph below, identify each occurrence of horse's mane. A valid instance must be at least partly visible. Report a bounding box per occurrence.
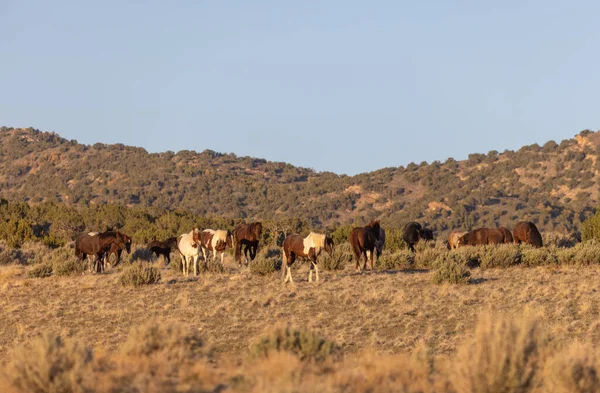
[365,220,380,229]
[303,232,326,255]
[203,229,216,235]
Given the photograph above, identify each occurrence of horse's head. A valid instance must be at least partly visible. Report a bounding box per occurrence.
[457,233,469,247]
[192,227,201,247]
[419,228,434,241]
[253,222,263,239]
[226,230,234,248]
[324,236,335,257]
[117,231,132,253]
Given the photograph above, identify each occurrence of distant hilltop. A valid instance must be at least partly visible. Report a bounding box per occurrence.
[1,126,599,233]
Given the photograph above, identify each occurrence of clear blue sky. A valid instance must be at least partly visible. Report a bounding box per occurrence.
[1,1,598,175]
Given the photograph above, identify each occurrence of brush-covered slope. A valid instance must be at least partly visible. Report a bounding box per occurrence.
[1,126,598,232]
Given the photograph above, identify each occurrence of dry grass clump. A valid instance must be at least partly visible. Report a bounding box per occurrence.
[452,313,545,393]
[432,253,471,285]
[2,332,93,393]
[375,250,414,270]
[249,327,339,363]
[479,244,521,269]
[544,342,600,393]
[27,263,53,279]
[119,262,161,287]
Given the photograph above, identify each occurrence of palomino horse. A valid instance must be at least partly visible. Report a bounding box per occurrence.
[234,222,262,265]
[282,232,334,283]
[75,232,126,273]
[200,229,234,265]
[177,228,202,277]
[349,221,381,272]
[148,237,178,265]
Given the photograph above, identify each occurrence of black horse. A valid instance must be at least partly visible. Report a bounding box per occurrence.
[147,237,178,265]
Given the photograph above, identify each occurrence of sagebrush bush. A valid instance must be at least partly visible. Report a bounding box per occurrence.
[27,264,53,279]
[376,250,414,270]
[4,332,93,393]
[119,262,161,287]
[249,257,281,276]
[44,247,85,276]
[432,254,471,284]
[571,241,600,266]
[198,259,226,274]
[452,313,545,393]
[521,246,558,267]
[479,244,521,269]
[414,247,447,268]
[543,232,580,248]
[320,246,350,271]
[249,327,339,362]
[450,247,481,268]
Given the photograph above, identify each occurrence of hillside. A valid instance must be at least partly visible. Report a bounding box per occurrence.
[1,126,599,233]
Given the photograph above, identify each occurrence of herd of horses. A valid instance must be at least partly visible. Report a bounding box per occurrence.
[73,219,543,282]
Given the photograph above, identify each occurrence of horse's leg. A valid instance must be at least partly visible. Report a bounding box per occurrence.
[193,255,199,276]
[370,249,375,271]
[235,241,242,265]
[284,253,295,283]
[362,251,368,271]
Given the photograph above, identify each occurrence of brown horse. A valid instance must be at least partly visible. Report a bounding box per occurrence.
[75,232,126,273]
[349,221,381,272]
[148,237,178,265]
[282,232,334,283]
[457,228,511,247]
[200,229,234,264]
[234,222,262,265]
[513,221,543,247]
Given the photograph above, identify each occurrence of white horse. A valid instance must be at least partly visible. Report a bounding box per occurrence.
[177,228,202,277]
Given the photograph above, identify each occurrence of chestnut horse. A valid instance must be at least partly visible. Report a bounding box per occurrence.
[177,228,202,277]
[349,221,381,272]
[148,237,178,265]
[86,231,132,270]
[234,222,262,265]
[282,232,334,283]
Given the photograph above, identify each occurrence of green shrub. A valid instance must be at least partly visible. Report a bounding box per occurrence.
[571,241,600,266]
[198,259,226,274]
[479,245,521,269]
[249,257,281,276]
[126,246,153,264]
[119,262,161,287]
[543,232,580,248]
[554,247,577,265]
[432,254,471,284]
[450,247,481,268]
[249,327,338,362]
[28,263,53,278]
[582,210,600,242]
[376,250,414,270]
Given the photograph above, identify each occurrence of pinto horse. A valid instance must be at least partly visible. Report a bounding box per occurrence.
[75,232,126,273]
[234,222,262,265]
[282,232,334,283]
[349,221,381,272]
[200,229,234,265]
[148,237,178,265]
[177,228,202,277]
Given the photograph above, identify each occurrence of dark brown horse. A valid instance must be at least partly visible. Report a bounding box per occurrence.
[282,232,334,283]
[102,231,132,268]
[349,221,381,272]
[513,221,543,247]
[148,237,178,265]
[234,222,262,265]
[75,232,126,273]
